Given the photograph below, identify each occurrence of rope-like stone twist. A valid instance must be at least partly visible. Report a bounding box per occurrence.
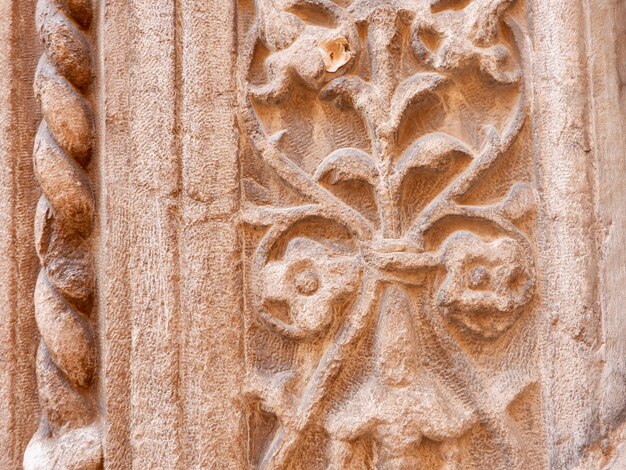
[24,1,102,468]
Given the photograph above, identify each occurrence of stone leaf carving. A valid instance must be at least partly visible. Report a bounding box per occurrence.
[239,0,538,467]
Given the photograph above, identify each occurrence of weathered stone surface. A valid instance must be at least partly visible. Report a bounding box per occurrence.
[0,0,624,468]
[0,1,40,469]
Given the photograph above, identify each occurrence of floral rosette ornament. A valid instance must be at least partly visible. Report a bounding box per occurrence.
[239,0,537,468]
[438,231,534,339]
[257,237,361,339]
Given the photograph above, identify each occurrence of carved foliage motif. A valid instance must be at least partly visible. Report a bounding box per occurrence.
[25,0,102,468]
[239,0,540,468]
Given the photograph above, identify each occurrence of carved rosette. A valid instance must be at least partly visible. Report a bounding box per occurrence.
[240,0,538,468]
[24,0,102,468]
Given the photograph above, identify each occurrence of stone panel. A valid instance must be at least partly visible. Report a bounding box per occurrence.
[0,0,623,469]
[238,1,544,467]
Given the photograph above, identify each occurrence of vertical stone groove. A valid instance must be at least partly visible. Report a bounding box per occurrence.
[24,0,102,468]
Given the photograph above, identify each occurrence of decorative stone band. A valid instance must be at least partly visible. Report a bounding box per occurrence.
[24,0,102,468]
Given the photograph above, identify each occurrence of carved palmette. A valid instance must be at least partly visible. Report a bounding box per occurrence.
[240,0,540,468]
[24,0,102,468]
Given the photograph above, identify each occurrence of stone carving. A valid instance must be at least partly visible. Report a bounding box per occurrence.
[0,0,618,466]
[240,0,539,468]
[24,0,101,468]
[437,230,534,340]
[259,237,362,338]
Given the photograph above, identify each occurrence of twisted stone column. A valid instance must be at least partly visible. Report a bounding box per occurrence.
[24,0,102,468]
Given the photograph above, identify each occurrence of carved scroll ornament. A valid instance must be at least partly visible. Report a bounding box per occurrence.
[24,0,102,468]
[240,0,538,468]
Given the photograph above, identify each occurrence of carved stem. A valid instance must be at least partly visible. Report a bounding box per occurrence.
[261,273,382,469]
[238,26,374,240]
[407,16,528,244]
[407,84,527,244]
[423,304,524,468]
[368,15,401,238]
[24,1,102,468]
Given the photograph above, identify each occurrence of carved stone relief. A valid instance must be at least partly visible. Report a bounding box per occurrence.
[0,0,624,468]
[238,0,542,467]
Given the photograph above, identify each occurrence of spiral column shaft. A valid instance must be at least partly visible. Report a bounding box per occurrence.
[24,1,102,469]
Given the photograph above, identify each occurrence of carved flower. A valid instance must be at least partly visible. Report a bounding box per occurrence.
[410,0,521,84]
[251,2,359,103]
[259,238,361,338]
[437,231,534,339]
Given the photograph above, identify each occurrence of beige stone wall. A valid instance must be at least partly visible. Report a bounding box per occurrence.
[0,0,624,468]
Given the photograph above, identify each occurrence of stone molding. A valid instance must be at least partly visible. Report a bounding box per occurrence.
[25,0,102,468]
